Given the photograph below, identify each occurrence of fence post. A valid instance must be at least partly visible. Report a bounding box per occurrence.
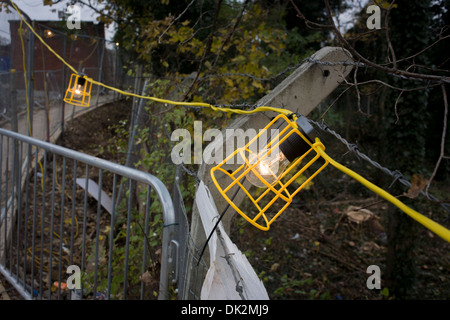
[185,46,354,299]
[94,39,105,107]
[172,165,189,298]
[10,70,18,133]
[25,23,35,136]
[60,36,67,140]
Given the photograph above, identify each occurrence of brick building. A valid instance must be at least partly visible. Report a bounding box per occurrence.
[9,20,106,91]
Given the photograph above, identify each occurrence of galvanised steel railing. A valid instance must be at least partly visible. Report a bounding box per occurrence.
[0,128,177,300]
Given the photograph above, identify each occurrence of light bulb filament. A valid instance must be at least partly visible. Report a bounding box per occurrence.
[73,82,85,97]
[246,148,290,188]
[259,162,271,175]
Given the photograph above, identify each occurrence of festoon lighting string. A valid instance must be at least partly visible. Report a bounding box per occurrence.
[10,0,450,243]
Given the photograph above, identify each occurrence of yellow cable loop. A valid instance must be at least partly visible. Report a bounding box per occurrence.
[313,138,450,243]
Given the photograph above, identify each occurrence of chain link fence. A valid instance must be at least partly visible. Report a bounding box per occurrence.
[0,8,136,140]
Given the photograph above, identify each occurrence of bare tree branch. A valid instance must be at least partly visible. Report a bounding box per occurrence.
[3,0,33,22]
[183,0,224,101]
[289,0,332,30]
[158,0,196,44]
[380,34,450,68]
[380,0,397,69]
[211,0,249,67]
[425,84,448,197]
[323,0,450,84]
[393,90,403,124]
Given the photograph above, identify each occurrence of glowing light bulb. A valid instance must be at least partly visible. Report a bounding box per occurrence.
[73,84,82,97]
[44,29,54,38]
[72,77,86,98]
[245,116,317,189]
[246,149,291,188]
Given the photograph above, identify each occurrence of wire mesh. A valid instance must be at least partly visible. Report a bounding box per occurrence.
[0,10,132,142]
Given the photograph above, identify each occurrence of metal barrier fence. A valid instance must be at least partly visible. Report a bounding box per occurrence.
[0,128,177,300]
[171,166,208,300]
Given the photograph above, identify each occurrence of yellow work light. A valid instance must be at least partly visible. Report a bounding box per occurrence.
[64,73,92,107]
[211,113,329,231]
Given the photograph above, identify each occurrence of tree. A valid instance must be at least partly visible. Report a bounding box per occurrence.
[291,0,449,299]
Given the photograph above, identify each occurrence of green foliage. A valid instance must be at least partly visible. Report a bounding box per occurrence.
[273,274,331,299]
[380,287,390,299]
[90,189,165,299]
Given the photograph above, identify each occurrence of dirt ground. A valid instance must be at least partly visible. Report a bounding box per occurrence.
[230,192,450,300]
[1,100,449,300]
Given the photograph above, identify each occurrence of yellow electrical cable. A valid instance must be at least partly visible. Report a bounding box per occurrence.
[83,77,295,116]
[314,140,450,243]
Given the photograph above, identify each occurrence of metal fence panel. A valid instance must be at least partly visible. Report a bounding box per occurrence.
[0,128,177,300]
[171,165,208,300]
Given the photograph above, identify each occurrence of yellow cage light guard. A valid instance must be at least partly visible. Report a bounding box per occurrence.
[64,73,92,107]
[211,113,329,231]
